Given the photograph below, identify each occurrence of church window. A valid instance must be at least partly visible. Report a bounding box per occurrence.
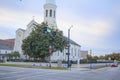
[46,10,48,17]
[71,48,73,56]
[64,49,66,56]
[63,50,64,56]
[50,9,52,17]
[5,51,7,54]
[75,48,76,56]
[78,49,80,57]
[54,10,55,18]
[58,51,59,56]
[18,32,21,37]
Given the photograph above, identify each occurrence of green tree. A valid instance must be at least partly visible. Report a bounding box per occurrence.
[104,53,120,61]
[6,53,13,60]
[12,51,20,59]
[111,53,120,61]
[93,56,99,60]
[22,36,33,59]
[22,22,67,61]
[98,55,105,60]
[104,54,111,60]
[6,51,20,60]
[86,54,91,60]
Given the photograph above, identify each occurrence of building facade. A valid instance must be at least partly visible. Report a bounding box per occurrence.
[80,51,88,59]
[0,39,14,61]
[0,45,13,62]
[14,0,81,61]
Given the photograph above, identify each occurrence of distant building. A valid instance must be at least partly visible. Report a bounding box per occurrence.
[14,0,81,61]
[80,51,88,59]
[0,39,14,61]
[0,39,15,49]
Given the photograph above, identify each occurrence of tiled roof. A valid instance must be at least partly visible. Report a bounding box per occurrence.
[0,39,15,49]
[63,36,81,47]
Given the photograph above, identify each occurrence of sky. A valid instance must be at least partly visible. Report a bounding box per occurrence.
[0,0,120,56]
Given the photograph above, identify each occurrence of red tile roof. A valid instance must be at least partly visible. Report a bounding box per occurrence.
[0,39,15,49]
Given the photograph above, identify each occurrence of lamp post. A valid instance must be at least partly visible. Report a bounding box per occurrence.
[90,49,92,69]
[67,25,73,68]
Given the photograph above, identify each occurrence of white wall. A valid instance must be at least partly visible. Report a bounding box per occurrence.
[14,20,37,59]
[51,43,81,61]
[0,49,13,54]
[14,29,25,59]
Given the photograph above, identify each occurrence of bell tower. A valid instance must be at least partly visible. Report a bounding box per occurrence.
[44,0,57,29]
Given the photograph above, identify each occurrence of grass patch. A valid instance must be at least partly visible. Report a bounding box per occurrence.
[0,63,67,70]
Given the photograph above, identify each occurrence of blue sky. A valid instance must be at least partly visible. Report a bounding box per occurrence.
[0,0,120,56]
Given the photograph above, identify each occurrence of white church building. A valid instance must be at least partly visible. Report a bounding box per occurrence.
[14,0,81,61]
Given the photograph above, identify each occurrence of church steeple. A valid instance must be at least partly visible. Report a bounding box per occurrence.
[44,0,57,29]
[46,0,55,4]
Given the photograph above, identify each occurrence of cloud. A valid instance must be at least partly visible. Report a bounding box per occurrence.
[0,7,43,29]
[113,5,120,16]
[0,32,13,39]
[57,10,114,50]
[0,7,44,39]
[80,19,113,37]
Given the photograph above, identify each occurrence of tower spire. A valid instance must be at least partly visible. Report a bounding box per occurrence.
[44,0,57,29]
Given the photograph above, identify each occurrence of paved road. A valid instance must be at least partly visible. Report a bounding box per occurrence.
[0,66,120,80]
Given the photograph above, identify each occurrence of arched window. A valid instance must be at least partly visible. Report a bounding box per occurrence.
[75,48,76,56]
[5,51,7,54]
[50,9,52,17]
[78,49,80,57]
[46,10,48,17]
[54,10,55,18]
[71,48,73,56]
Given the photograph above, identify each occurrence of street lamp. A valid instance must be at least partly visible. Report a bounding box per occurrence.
[67,25,73,68]
[90,49,92,69]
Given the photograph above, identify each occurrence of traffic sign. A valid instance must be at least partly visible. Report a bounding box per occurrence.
[49,49,52,54]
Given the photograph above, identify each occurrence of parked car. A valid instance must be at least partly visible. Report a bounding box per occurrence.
[111,63,118,67]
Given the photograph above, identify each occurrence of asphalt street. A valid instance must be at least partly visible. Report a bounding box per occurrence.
[0,66,120,80]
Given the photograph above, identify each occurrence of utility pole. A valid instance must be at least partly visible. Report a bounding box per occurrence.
[49,46,52,68]
[67,25,73,68]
